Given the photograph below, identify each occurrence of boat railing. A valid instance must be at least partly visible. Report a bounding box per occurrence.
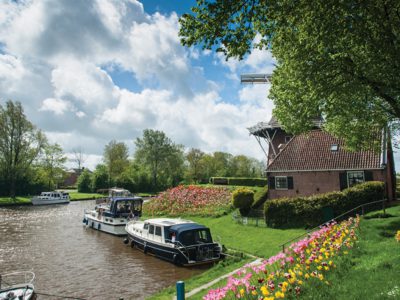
[173,241,221,261]
[0,271,35,289]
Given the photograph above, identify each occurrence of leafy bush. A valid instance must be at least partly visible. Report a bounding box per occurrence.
[210,177,267,187]
[77,169,92,193]
[252,186,268,209]
[232,188,254,216]
[264,181,385,228]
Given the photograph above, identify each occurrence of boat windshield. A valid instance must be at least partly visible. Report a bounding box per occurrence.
[179,229,212,246]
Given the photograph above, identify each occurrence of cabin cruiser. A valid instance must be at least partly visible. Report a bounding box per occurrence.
[124,218,223,266]
[31,191,70,205]
[0,271,36,300]
[83,188,143,236]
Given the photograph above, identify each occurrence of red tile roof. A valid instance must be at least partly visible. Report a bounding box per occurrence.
[267,130,383,171]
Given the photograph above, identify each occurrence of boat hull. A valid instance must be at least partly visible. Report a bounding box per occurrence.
[31,198,70,205]
[83,213,127,236]
[0,284,35,300]
[126,232,221,266]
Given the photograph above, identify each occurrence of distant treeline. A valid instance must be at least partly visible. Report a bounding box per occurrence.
[0,100,265,197]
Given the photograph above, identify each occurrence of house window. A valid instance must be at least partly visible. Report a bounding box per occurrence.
[347,171,364,187]
[275,176,288,189]
[331,144,339,151]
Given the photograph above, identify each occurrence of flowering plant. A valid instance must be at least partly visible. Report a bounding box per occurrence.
[396,230,400,242]
[204,216,360,299]
[145,185,232,217]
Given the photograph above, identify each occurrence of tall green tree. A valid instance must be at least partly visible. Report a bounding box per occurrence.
[77,169,92,193]
[134,129,184,191]
[185,148,206,183]
[103,140,129,186]
[179,0,400,149]
[0,100,46,197]
[91,164,109,192]
[38,143,67,190]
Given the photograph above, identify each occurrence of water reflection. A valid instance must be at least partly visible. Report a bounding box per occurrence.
[0,201,203,299]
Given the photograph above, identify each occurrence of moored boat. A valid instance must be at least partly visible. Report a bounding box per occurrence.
[83,188,143,236]
[0,271,36,300]
[124,218,223,266]
[31,191,70,205]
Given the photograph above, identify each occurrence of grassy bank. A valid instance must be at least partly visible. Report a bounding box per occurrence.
[149,204,400,300]
[146,214,305,299]
[300,204,400,299]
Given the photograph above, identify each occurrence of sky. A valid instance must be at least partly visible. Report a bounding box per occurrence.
[0,0,398,171]
[0,0,277,170]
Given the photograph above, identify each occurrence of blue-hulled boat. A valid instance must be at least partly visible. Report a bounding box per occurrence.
[83,188,143,236]
[124,218,223,266]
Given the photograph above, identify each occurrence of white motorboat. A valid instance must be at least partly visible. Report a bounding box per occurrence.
[0,271,36,300]
[31,191,70,205]
[83,188,143,236]
[124,218,223,266]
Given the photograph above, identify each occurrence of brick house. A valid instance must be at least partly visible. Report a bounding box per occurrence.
[249,117,396,201]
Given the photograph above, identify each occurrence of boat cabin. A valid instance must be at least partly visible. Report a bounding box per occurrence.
[38,191,69,199]
[98,197,143,219]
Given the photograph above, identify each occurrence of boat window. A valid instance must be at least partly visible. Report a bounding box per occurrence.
[155,226,162,236]
[144,223,149,230]
[196,230,212,243]
[149,225,154,234]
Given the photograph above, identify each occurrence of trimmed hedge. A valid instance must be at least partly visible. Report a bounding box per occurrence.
[232,188,254,216]
[264,181,385,228]
[210,177,267,187]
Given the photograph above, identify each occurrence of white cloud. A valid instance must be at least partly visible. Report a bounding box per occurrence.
[39,98,73,115]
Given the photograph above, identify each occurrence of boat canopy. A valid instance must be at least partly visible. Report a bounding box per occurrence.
[108,197,143,217]
[168,223,213,245]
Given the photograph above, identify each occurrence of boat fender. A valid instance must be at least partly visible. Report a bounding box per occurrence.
[143,242,148,254]
[82,218,86,224]
[91,222,94,228]
[98,223,101,230]
[123,238,129,245]
[173,254,178,264]
[130,240,135,248]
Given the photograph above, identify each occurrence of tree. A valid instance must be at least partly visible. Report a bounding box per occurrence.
[72,146,86,172]
[185,148,206,183]
[91,164,109,192]
[77,169,92,193]
[179,0,400,149]
[103,140,129,186]
[134,129,184,191]
[38,143,67,189]
[0,100,46,197]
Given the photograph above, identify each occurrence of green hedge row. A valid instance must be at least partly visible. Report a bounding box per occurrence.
[232,188,254,216]
[264,181,385,228]
[210,177,267,187]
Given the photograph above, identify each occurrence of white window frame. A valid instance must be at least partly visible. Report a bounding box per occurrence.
[347,171,365,187]
[275,176,288,190]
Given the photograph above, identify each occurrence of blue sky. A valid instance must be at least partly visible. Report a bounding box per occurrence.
[0,0,397,170]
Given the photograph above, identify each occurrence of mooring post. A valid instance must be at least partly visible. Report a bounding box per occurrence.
[176,281,185,300]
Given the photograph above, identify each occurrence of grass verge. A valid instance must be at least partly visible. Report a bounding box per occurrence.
[300,204,400,299]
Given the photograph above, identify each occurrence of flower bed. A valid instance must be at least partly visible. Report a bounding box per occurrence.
[145,185,232,217]
[204,216,360,299]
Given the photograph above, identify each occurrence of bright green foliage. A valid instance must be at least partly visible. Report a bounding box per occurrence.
[264,181,385,228]
[179,0,400,149]
[134,129,185,191]
[37,143,67,190]
[91,164,108,192]
[232,188,254,216]
[103,140,129,185]
[77,169,92,193]
[252,185,268,209]
[0,100,47,197]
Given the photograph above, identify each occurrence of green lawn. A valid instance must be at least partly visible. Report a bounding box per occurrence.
[300,204,400,300]
[0,192,104,205]
[0,196,31,205]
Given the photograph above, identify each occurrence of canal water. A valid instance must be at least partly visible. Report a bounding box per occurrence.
[0,200,204,299]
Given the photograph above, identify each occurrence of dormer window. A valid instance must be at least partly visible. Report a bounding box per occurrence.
[331,144,339,152]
